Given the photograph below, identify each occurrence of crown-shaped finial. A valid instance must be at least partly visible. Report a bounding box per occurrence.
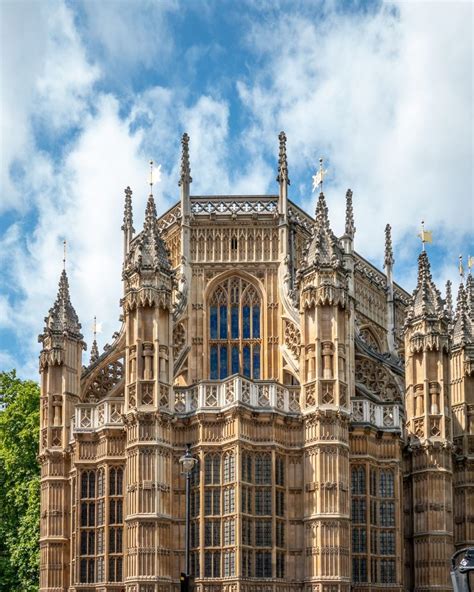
[178,133,192,187]
[384,224,394,269]
[276,131,290,185]
[344,189,355,238]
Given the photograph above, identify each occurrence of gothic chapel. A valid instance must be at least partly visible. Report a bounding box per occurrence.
[38,133,474,592]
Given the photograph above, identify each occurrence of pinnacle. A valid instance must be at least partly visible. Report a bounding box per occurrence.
[90,339,99,364]
[453,281,472,346]
[144,193,158,231]
[384,224,394,269]
[344,189,355,238]
[178,132,192,187]
[121,186,134,233]
[276,131,290,185]
[40,268,83,342]
[408,250,444,320]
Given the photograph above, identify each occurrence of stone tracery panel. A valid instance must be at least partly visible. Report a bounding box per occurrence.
[84,359,124,402]
[355,356,400,402]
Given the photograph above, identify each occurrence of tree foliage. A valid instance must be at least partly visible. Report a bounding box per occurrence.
[0,370,40,592]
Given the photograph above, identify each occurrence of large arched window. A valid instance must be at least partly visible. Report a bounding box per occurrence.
[209,277,261,380]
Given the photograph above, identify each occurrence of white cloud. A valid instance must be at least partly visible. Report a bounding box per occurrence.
[237,2,473,269]
[0,0,99,212]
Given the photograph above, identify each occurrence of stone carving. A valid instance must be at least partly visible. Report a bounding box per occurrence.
[84,359,124,401]
[284,320,301,359]
[355,356,400,401]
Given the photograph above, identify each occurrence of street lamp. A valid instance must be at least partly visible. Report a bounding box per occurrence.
[179,444,197,591]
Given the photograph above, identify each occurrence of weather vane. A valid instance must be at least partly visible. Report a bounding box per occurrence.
[312,157,328,193]
[63,239,67,270]
[149,160,154,195]
[417,220,432,251]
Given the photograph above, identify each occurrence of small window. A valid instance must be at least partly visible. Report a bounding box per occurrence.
[231,237,238,250]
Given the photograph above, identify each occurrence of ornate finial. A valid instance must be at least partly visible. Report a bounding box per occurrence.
[312,157,327,193]
[459,254,465,278]
[90,316,99,364]
[417,220,432,252]
[63,239,67,270]
[445,280,453,319]
[276,131,290,185]
[468,255,473,275]
[384,224,394,269]
[122,186,134,233]
[344,189,355,237]
[178,133,192,187]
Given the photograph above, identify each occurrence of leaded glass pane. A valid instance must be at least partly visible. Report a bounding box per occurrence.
[253,344,260,379]
[210,346,218,379]
[252,305,260,338]
[219,305,227,339]
[231,346,239,375]
[243,305,251,339]
[220,346,228,379]
[210,306,218,339]
[243,345,251,377]
[231,306,239,339]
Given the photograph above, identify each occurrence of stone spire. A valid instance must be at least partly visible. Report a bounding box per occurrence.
[344,189,355,238]
[384,224,394,269]
[453,282,472,346]
[304,192,341,269]
[406,251,444,322]
[122,186,134,233]
[445,280,453,320]
[122,186,134,257]
[40,269,83,342]
[466,272,474,322]
[178,133,192,188]
[276,131,290,185]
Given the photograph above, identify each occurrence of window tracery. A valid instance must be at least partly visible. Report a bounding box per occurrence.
[209,277,261,380]
[355,357,400,401]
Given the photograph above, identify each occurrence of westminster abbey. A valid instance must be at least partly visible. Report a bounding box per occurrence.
[38,133,474,592]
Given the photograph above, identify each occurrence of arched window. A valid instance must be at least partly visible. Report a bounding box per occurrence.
[209,277,261,380]
[205,453,221,485]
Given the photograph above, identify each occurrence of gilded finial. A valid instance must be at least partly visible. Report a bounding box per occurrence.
[179,133,192,187]
[384,224,394,269]
[468,255,473,274]
[344,189,355,237]
[276,131,290,185]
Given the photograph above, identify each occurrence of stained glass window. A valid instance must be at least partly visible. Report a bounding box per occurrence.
[208,277,262,379]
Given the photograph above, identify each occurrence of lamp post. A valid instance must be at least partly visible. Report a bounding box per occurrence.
[179,444,197,590]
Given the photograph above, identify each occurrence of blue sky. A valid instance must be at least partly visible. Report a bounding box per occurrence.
[0,0,472,378]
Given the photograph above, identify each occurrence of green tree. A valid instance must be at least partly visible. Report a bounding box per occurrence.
[0,370,40,592]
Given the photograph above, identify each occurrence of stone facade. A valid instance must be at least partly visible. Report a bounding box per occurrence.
[38,133,474,592]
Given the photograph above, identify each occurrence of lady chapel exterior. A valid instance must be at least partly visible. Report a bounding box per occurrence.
[38,133,474,592]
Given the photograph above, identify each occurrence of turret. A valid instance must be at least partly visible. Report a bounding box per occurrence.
[404,249,453,590]
[38,265,85,592]
[121,185,175,589]
[298,191,351,587]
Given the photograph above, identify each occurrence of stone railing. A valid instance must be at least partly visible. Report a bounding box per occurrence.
[351,399,402,430]
[73,400,124,433]
[174,375,301,415]
[190,195,278,216]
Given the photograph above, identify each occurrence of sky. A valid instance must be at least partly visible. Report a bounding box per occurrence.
[0,0,472,379]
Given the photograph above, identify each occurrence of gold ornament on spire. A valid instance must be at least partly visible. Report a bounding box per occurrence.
[468,255,473,273]
[417,220,432,251]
